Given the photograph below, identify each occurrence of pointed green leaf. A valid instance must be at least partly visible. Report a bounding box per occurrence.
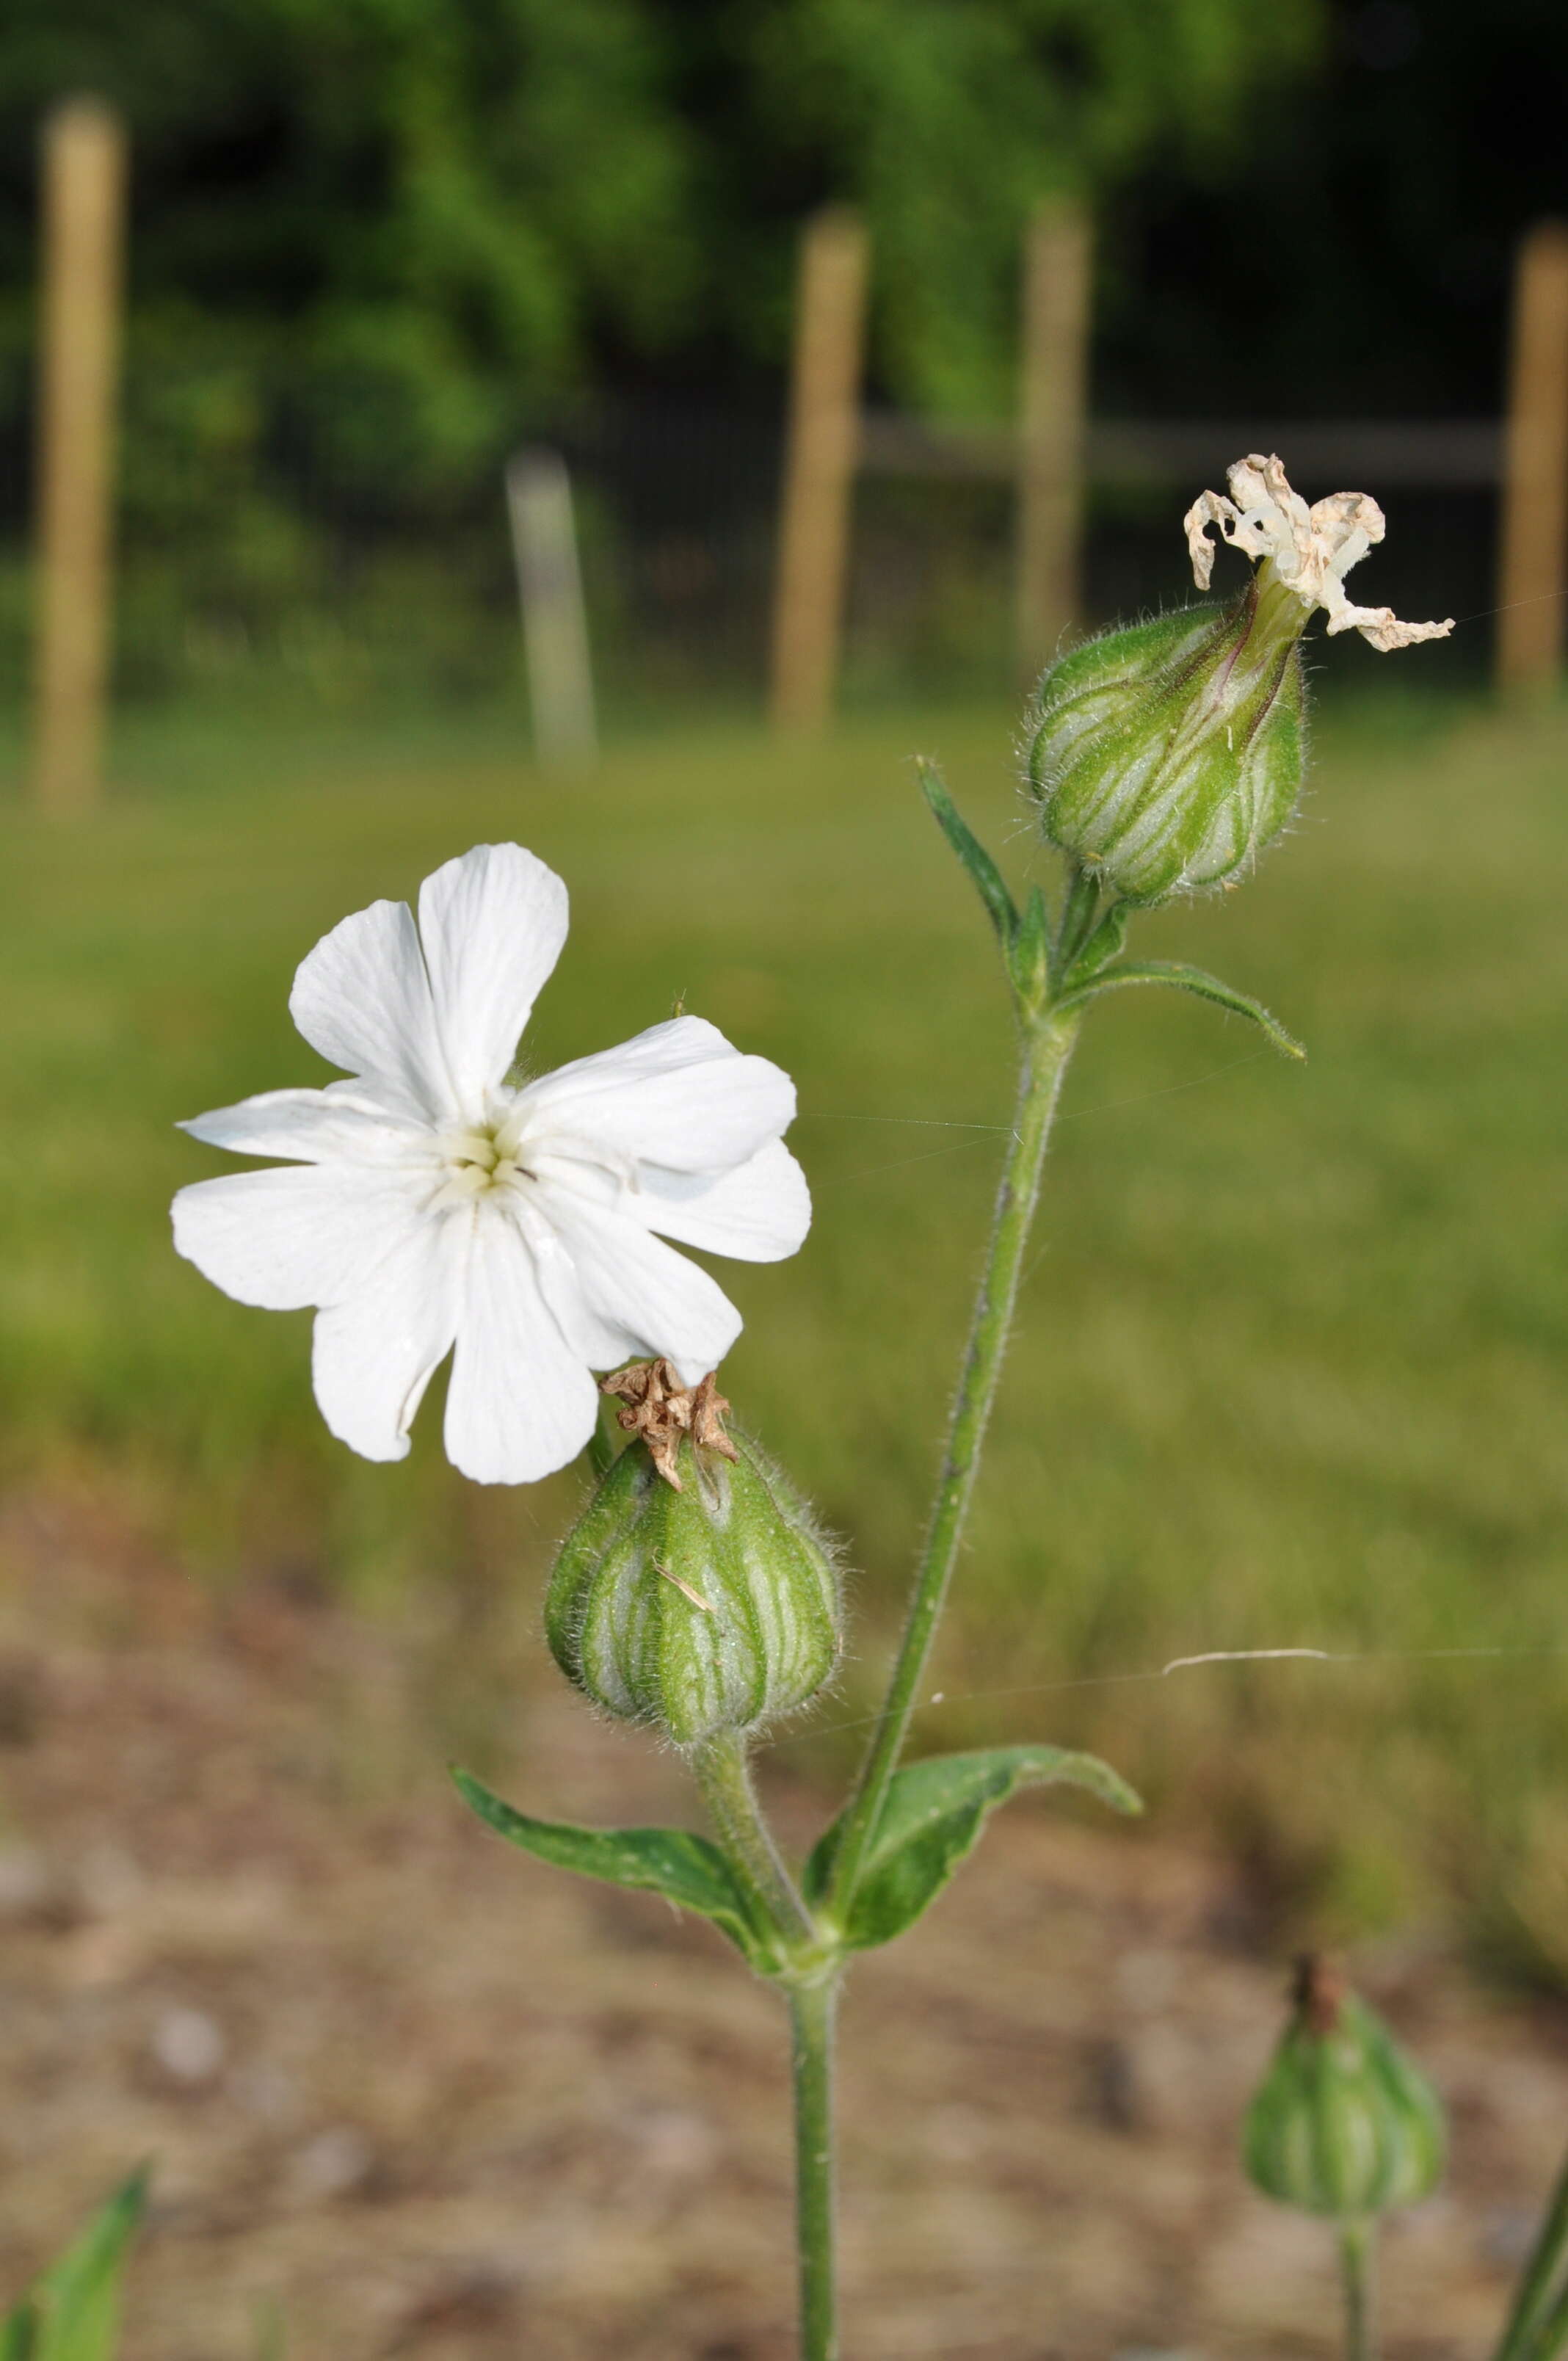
[1061,959,1306,1060]
[6,2169,148,2361]
[918,761,1017,951]
[1062,898,1129,988]
[1495,2147,1568,2361]
[803,1745,1141,1952]
[1521,2276,1568,2361]
[1007,883,1050,1009]
[451,1768,778,1968]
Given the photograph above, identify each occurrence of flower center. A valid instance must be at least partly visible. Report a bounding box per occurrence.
[432,1111,534,1207]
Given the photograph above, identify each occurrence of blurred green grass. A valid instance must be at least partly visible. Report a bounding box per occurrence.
[2,683,1567,1969]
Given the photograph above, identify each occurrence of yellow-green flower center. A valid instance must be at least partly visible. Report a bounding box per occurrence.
[433,1111,534,1205]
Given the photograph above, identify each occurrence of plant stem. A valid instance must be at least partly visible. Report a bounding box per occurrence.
[790,1977,840,2361]
[1495,2144,1568,2361]
[692,1736,838,2360]
[690,1730,815,1945]
[1339,2219,1378,2361]
[822,1006,1081,1917]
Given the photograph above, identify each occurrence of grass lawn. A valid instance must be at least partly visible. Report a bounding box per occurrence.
[2,681,1567,1970]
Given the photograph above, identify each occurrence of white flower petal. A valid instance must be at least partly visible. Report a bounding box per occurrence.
[443,1214,600,1483]
[172,1167,427,1310]
[179,1087,424,1165]
[417,844,569,1117]
[289,896,455,1125]
[635,1140,812,1263]
[535,1185,743,1388]
[507,1196,645,1369]
[311,1216,464,1463]
[522,1015,795,1172]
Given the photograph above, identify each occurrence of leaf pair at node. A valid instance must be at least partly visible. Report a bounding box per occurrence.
[453,1742,1140,1977]
[918,758,1305,1061]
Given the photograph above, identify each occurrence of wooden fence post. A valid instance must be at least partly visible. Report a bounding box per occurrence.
[32,97,127,813]
[1016,197,1092,683]
[769,206,868,734]
[506,448,598,766]
[1497,220,1568,697]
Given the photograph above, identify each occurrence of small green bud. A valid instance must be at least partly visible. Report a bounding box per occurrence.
[1244,1956,1445,2220]
[545,1362,841,1749]
[1025,570,1307,907]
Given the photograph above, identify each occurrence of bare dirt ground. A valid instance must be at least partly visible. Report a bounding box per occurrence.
[1,1483,1565,2361]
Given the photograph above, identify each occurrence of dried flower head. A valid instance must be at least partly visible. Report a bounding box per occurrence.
[1185,452,1453,651]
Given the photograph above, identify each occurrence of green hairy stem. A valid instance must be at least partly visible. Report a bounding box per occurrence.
[821,1006,1081,1921]
[689,1730,815,1945]
[790,1979,840,2361]
[1340,2219,1378,2361]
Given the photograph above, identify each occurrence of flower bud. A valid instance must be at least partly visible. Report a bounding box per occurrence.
[545,1363,841,1748]
[1024,571,1307,906]
[1244,1957,1445,2220]
[1026,452,1453,910]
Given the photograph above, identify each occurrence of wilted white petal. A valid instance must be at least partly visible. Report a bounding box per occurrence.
[173,1168,427,1310]
[1184,488,1235,591]
[635,1140,812,1263]
[1309,490,1384,579]
[179,1087,424,1165]
[311,1218,464,1462]
[289,896,455,1125]
[1185,452,1452,652]
[417,844,569,1117]
[521,1015,794,1172]
[1318,579,1456,650]
[443,1215,600,1483]
[534,1184,743,1387]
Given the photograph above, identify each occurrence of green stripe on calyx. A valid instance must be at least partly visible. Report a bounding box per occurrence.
[1026,562,1308,907]
[1243,1954,1445,2221]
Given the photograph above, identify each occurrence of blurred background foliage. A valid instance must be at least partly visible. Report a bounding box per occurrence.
[0,0,1561,711]
[0,0,1321,448]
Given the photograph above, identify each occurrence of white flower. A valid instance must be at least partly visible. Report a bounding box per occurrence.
[1184,453,1453,653]
[171,843,810,1485]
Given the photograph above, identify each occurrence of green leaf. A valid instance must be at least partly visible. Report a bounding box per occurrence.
[918,761,1017,951]
[803,1745,1141,1952]
[451,1768,778,1969]
[1060,959,1306,1060]
[1522,2277,1568,2361]
[1061,898,1129,987]
[1007,883,1050,1009]
[3,2169,148,2361]
[0,2304,37,2361]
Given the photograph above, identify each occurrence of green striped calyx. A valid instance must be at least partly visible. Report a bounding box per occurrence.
[1025,566,1307,906]
[1244,1956,1445,2220]
[545,1385,841,1750]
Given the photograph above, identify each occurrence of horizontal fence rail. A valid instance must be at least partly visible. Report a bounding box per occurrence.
[859,414,1506,489]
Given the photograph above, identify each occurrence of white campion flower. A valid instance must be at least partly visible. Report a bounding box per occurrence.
[1184,452,1453,652]
[171,843,810,1485]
